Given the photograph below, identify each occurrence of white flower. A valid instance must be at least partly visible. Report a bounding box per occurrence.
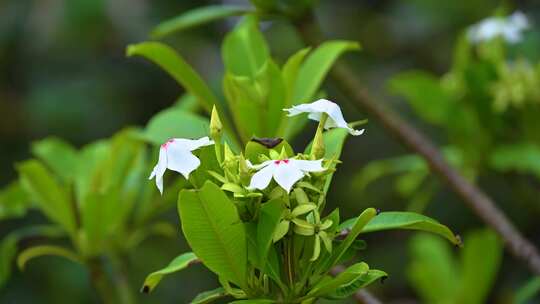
[149,137,214,194]
[284,99,364,136]
[468,11,529,44]
[247,158,325,193]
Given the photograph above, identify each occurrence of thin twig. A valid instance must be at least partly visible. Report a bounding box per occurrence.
[331,266,383,304]
[294,14,540,275]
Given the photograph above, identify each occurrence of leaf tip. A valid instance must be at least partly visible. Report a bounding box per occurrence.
[141,285,151,294]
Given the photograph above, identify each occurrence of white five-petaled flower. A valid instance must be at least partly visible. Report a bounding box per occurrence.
[468,11,529,44]
[284,99,364,136]
[149,137,214,194]
[247,158,326,193]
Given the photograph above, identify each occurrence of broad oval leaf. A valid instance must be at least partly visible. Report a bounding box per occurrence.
[141,252,198,293]
[340,211,461,245]
[178,181,247,289]
[292,40,360,105]
[17,245,81,270]
[222,15,269,78]
[143,107,210,145]
[151,5,250,38]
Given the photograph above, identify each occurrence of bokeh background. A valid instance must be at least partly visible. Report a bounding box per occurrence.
[1,0,540,303]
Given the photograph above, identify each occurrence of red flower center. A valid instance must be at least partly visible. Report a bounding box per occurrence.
[274,159,289,165]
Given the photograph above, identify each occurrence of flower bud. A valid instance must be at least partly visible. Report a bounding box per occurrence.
[210,105,223,140]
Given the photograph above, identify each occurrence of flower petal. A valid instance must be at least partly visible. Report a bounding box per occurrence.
[273,162,304,193]
[166,144,201,179]
[284,99,363,135]
[291,159,325,173]
[171,136,214,151]
[149,146,167,195]
[246,159,273,170]
[248,164,274,190]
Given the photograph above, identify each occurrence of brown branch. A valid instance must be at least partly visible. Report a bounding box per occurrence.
[294,15,540,275]
[331,266,383,304]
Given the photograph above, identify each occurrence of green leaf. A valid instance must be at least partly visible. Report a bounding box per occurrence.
[489,143,540,179]
[458,229,501,304]
[222,15,269,78]
[308,262,369,297]
[325,269,388,299]
[407,234,459,303]
[141,252,198,293]
[257,199,283,267]
[282,47,311,107]
[0,182,32,220]
[17,245,81,270]
[178,181,247,288]
[388,70,454,124]
[151,5,250,38]
[17,160,77,235]
[191,287,228,304]
[126,42,236,141]
[292,40,360,105]
[320,208,377,271]
[245,139,294,164]
[143,107,210,145]
[340,211,461,245]
[31,137,79,183]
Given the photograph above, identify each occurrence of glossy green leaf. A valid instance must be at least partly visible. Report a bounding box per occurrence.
[151,5,249,38]
[292,40,360,105]
[222,15,269,78]
[17,160,76,235]
[308,262,369,297]
[17,245,81,270]
[0,182,32,220]
[178,181,247,288]
[141,252,198,293]
[282,47,310,107]
[320,208,377,271]
[325,269,388,299]
[142,107,210,145]
[191,287,228,304]
[31,137,79,182]
[257,199,283,267]
[340,211,461,245]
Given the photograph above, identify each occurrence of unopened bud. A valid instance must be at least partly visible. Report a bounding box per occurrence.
[210,105,223,140]
[311,126,325,159]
